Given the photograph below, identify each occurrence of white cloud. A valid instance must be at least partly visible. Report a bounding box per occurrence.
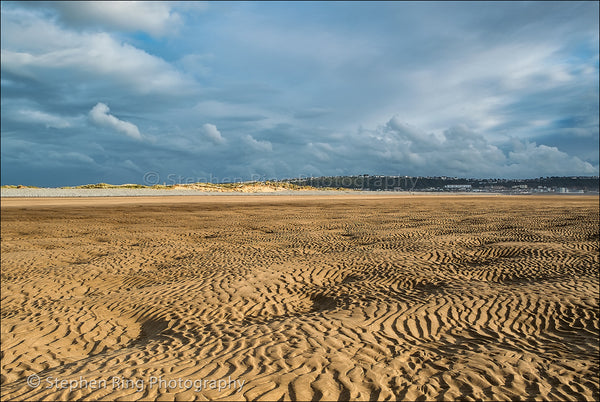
[0,7,193,96]
[88,103,142,140]
[369,38,593,137]
[46,1,182,37]
[202,123,225,145]
[506,141,597,176]
[15,109,72,129]
[351,117,598,177]
[243,135,272,152]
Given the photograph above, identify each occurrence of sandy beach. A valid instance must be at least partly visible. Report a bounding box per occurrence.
[1,194,598,401]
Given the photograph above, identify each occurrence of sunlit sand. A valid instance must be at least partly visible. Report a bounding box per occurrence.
[1,194,598,401]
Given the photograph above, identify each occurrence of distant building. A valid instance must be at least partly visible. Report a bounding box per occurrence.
[512,184,528,189]
[557,187,568,193]
[444,184,472,190]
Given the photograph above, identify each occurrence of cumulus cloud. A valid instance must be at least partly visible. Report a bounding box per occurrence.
[0,7,193,96]
[202,123,225,145]
[243,135,272,152]
[354,117,598,178]
[506,140,597,176]
[88,103,142,140]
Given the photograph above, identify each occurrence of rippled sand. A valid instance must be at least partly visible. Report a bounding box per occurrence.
[1,195,598,401]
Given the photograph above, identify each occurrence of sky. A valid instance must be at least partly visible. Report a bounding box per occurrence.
[1,1,599,186]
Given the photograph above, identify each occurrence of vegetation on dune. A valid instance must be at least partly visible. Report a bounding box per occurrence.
[1,181,343,191]
[174,181,343,191]
[0,185,40,189]
[60,183,156,189]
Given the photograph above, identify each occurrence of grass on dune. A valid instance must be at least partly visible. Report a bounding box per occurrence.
[2,181,344,191]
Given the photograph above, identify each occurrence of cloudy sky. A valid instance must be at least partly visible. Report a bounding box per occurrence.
[1,1,598,186]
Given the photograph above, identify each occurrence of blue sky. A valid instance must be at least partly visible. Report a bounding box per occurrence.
[1,1,598,186]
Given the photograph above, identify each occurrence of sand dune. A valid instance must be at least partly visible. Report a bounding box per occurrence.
[1,195,598,401]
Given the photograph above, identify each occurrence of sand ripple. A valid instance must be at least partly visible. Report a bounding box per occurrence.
[1,195,598,401]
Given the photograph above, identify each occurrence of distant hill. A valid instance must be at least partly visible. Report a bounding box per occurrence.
[281,175,600,192]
